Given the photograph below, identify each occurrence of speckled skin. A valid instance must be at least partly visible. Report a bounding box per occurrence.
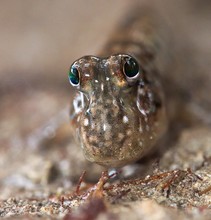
[70,12,168,167]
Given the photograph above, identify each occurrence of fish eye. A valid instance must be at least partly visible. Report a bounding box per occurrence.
[123,56,140,78]
[68,65,80,86]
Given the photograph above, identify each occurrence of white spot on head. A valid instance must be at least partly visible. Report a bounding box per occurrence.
[101,83,104,91]
[112,100,117,106]
[84,118,89,126]
[84,63,90,67]
[123,115,129,123]
[106,77,110,81]
[136,100,147,116]
[77,116,80,122]
[103,123,107,131]
[95,79,99,83]
[104,122,112,140]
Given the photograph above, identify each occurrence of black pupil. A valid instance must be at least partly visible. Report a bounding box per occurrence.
[124,57,139,78]
[69,66,79,85]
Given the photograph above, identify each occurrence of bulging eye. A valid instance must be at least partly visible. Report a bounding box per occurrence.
[69,66,80,86]
[123,56,140,78]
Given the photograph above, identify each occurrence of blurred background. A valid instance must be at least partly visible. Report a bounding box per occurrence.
[0,0,211,199]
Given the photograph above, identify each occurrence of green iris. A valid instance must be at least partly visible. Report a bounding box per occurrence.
[124,57,139,78]
[69,66,79,86]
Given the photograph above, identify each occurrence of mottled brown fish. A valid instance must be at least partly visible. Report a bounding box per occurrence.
[68,11,168,167]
